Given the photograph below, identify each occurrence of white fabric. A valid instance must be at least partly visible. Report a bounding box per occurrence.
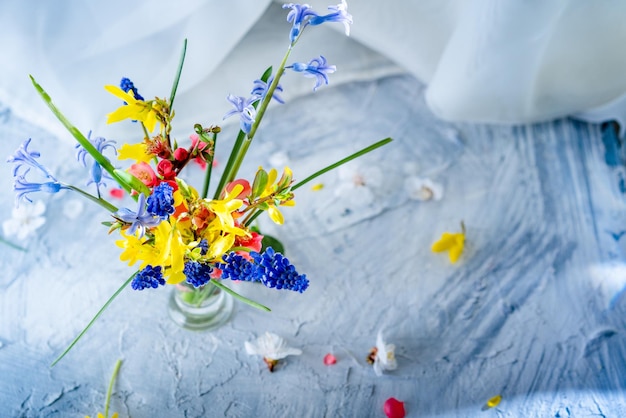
[1,0,626,141]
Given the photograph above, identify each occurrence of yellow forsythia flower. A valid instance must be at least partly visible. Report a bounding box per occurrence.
[485,394,502,409]
[431,223,465,264]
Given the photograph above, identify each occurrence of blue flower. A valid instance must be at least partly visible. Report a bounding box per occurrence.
[114,193,162,237]
[183,261,213,288]
[283,1,352,44]
[252,247,309,292]
[13,174,68,204]
[196,239,208,256]
[218,252,261,282]
[286,56,336,91]
[251,76,285,104]
[310,0,352,35]
[7,138,57,180]
[223,94,257,134]
[146,182,175,219]
[283,3,318,44]
[120,77,144,101]
[131,265,165,290]
[75,132,117,194]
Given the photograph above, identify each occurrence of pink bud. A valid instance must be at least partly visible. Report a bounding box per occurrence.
[173,147,189,161]
[323,353,337,365]
[384,398,405,418]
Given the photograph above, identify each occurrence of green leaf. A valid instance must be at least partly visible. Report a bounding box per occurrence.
[169,38,187,110]
[112,169,151,196]
[261,234,285,254]
[50,272,135,367]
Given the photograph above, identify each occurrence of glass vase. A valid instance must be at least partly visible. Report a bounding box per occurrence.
[168,281,234,331]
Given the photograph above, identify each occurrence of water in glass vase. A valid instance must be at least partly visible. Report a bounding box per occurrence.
[168,282,234,331]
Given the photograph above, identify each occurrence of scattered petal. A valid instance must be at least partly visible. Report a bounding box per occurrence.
[109,188,125,199]
[384,397,406,418]
[404,176,444,201]
[323,353,337,365]
[484,394,502,409]
[431,223,466,264]
[367,331,397,376]
[311,183,324,191]
[245,332,302,372]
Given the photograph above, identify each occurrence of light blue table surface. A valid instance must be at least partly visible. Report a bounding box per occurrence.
[1,74,626,417]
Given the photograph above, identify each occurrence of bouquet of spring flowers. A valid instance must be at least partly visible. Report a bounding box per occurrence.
[8,0,390,365]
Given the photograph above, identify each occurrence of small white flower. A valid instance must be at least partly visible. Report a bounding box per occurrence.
[245,332,302,372]
[404,176,444,201]
[371,331,397,376]
[2,200,46,241]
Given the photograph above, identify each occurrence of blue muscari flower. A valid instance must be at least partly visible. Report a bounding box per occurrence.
[252,247,309,292]
[286,55,336,91]
[7,138,57,180]
[309,0,352,35]
[146,182,175,219]
[223,94,257,134]
[13,174,68,204]
[183,261,213,288]
[196,239,208,255]
[218,252,262,283]
[115,193,162,237]
[283,1,352,44]
[120,77,144,101]
[132,265,165,290]
[75,131,117,194]
[251,76,285,104]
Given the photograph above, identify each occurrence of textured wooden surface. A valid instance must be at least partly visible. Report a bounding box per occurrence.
[1,75,626,417]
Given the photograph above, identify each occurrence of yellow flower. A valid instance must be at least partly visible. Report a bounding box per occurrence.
[105,85,160,132]
[117,142,152,164]
[86,414,118,418]
[115,231,159,269]
[152,219,189,284]
[431,223,465,264]
[484,394,502,409]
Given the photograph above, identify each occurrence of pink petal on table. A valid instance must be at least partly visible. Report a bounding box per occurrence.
[384,397,406,418]
[323,353,337,365]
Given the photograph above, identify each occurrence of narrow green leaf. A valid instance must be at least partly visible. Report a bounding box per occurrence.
[211,280,271,312]
[292,137,393,191]
[0,236,27,252]
[112,169,151,196]
[169,38,187,110]
[261,234,285,254]
[50,272,136,367]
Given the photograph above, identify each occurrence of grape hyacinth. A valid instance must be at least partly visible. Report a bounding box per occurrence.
[132,265,165,290]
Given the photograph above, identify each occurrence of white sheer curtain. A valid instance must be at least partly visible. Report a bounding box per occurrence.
[2,0,626,141]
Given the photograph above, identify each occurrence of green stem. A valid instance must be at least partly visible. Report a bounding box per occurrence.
[201,131,218,199]
[104,359,122,418]
[0,236,27,252]
[213,130,246,199]
[51,272,136,367]
[211,280,271,312]
[216,50,292,197]
[66,185,118,213]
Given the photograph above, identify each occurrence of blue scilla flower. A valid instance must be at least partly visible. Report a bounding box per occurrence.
[146,182,175,219]
[7,138,57,180]
[75,131,117,195]
[286,55,336,91]
[13,174,68,205]
[283,3,318,43]
[120,77,144,101]
[309,0,352,35]
[183,261,213,288]
[218,252,262,283]
[115,193,162,237]
[251,76,285,104]
[283,1,352,44]
[223,94,257,134]
[132,265,165,290]
[252,247,309,292]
